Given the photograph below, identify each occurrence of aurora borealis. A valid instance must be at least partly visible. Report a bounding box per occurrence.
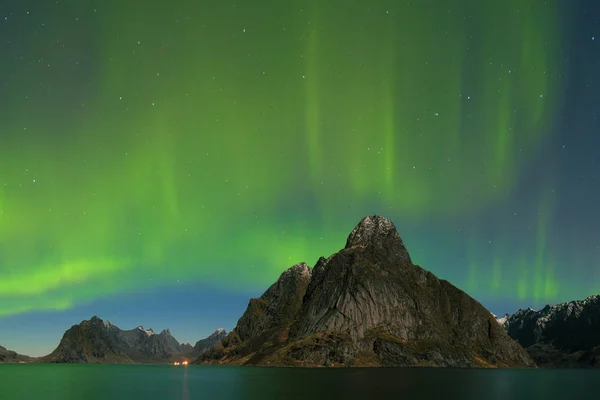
[1,0,599,356]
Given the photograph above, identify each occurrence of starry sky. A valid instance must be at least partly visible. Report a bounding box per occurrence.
[0,0,598,357]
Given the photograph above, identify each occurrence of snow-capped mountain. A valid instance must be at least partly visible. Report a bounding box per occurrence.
[499,295,600,367]
[137,326,155,336]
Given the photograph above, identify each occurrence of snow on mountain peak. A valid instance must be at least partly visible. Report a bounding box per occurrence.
[497,314,509,326]
[490,311,510,327]
[137,326,155,336]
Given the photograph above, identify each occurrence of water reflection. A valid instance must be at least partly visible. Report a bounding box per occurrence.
[181,366,189,400]
[1,364,598,400]
[232,367,598,400]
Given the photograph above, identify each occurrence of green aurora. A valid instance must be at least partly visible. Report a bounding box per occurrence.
[0,0,583,317]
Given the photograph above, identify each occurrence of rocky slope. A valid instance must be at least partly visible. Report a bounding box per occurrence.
[41,317,131,363]
[41,316,207,364]
[198,215,535,368]
[0,346,33,363]
[185,328,228,359]
[500,295,600,367]
[180,343,194,353]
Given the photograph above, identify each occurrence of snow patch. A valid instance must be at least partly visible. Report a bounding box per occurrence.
[497,315,509,326]
[137,326,155,336]
[491,312,509,327]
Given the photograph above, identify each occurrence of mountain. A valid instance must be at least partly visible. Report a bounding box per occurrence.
[0,346,33,363]
[185,329,228,359]
[40,316,188,363]
[180,343,194,353]
[193,328,227,353]
[197,215,535,368]
[500,295,600,367]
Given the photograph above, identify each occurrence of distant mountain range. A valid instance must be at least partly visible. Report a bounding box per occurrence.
[196,215,534,367]
[4,215,600,368]
[496,295,600,368]
[0,317,226,364]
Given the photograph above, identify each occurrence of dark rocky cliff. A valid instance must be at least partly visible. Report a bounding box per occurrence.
[198,215,535,368]
[500,295,600,367]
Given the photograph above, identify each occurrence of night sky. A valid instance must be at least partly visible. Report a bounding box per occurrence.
[0,0,598,357]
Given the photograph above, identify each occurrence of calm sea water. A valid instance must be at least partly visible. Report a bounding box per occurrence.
[0,364,598,400]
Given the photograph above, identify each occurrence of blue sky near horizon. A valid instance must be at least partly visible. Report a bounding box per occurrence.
[1,0,599,357]
[0,284,255,357]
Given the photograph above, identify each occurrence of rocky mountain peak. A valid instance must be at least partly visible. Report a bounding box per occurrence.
[344,215,411,265]
[160,329,171,336]
[280,262,311,281]
[136,326,155,336]
[191,328,228,355]
[199,215,534,368]
[209,328,226,338]
[234,263,313,342]
[84,316,107,330]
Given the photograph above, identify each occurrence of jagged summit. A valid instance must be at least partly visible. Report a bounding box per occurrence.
[280,262,311,279]
[344,215,412,266]
[215,328,226,334]
[160,329,171,336]
[234,262,313,343]
[500,294,600,367]
[345,215,397,246]
[137,326,155,336]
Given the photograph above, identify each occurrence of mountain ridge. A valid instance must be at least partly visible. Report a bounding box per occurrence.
[499,295,600,367]
[39,316,223,364]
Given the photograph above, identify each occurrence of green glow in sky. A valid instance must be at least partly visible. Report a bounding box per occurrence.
[0,0,570,316]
